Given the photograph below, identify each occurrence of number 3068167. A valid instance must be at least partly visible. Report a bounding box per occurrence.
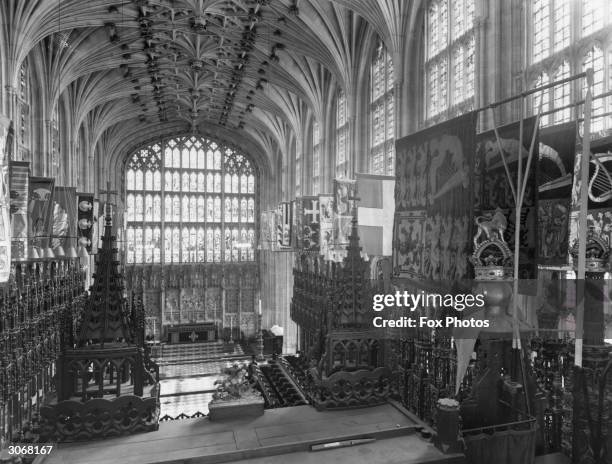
[8,444,54,455]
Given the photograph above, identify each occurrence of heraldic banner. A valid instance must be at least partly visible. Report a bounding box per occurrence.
[51,187,77,255]
[537,122,576,266]
[9,161,29,260]
[333,178,356,246]
[276,201,292,248]
[393,111,477,284]
[318,194,334,257]
[568,129,612,265]
[296,196,320,252]
[28,176,55,250]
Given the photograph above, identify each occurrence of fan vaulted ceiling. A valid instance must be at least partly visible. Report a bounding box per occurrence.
[2,0,416,173]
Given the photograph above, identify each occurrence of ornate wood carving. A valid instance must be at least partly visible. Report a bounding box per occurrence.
[40,210,160,442]
[290,217,398,409]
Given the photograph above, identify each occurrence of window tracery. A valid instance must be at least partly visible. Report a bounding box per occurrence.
[125,136,256,264]
[370,40,395,175]
[336,90,349,177]
[528,1,611,132]
[425,0,475,122]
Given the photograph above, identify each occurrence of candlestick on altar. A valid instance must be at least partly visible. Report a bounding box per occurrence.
[258,299,262,315]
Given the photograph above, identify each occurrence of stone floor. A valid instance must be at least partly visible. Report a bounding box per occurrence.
[45,403,463,464]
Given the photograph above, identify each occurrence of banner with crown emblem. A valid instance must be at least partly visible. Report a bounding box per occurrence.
[296,196,320,251]
[276,201,292,248]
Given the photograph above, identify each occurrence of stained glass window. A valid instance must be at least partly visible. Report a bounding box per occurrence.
[312,121,321,194]
[125,136,257,264]
[335,90,349,177]
[425,0,475,121]
[370,39,395,175]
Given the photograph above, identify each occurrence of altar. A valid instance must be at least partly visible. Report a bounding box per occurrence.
[166,322,217,344]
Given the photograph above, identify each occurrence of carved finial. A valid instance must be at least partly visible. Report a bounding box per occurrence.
[570,226,610,273]
[471,209,512,280]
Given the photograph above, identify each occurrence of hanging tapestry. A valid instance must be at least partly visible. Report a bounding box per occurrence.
[537,122,576,265]
[296,196,320,251]
[569,136,612,259]
[319,194,334,257]
[77,193,95,252]
[333,178,356,246]
[393,112,477,284]
[28,176,55,250]
[51,187,77,254]
[474,117,538,280]
[9,161,29,260]
[276,201,292,248]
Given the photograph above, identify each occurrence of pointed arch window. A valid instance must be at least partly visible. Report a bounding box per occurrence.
[335,90,349,177]
[425,0,475,122]
[528,1,612,133]
[125,136,257,264]
[370,40,395,175]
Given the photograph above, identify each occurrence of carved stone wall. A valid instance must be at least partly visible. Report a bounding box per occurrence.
[125,263,258,340]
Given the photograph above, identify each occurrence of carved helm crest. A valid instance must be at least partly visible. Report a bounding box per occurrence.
[569,227,610,273]
[471,208,512,281]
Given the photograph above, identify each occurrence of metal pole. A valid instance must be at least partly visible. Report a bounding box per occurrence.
[574,68,593,368]
[513,82,524,350]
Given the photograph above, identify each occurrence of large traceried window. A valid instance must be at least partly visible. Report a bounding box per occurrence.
[335,90,349,177]
[312,121,321,194]
[125,136,256,264]
[370,40,395,175]
[529,0,612,132]
[425,0,475,122]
